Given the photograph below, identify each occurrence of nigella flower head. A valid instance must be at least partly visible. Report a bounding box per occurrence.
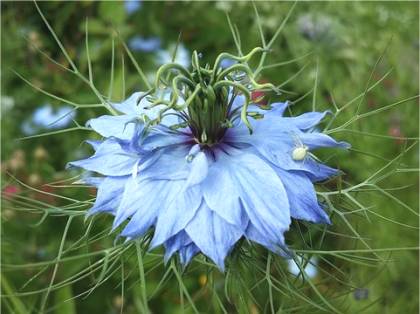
[156,43,190,68]
[22,104,75,135]
[124,0,142,15]
[128,36,161,52]
[69,48,349,270]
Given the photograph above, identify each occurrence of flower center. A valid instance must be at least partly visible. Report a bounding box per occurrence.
[140,48,280,144]
[185,73,232,145]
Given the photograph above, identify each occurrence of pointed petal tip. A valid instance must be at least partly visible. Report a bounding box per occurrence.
[163,253,171,265]
[280,246,294,259]
[111,218,124,233]
[339,141,351,149]
[85,208,96,218]
[123,236,133,244]
[148,236,162,252]
[83,212,91,224]
[215,260,226,272]
[318,213,332,225]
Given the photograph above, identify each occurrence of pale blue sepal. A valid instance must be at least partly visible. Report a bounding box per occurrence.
[149,184,202,249]
[185,203,243,271]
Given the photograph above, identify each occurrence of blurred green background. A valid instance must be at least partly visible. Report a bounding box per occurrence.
[1,1,419,313]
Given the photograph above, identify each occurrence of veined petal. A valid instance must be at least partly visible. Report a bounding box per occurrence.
[150,184,202,249]
[245,224,288,256]
[300,132,350,149]
[141,128,192,150]
[114,178,169,231]
[202,154,247,228]
[185,202,243,271]
[305,162,341,182]
[282,110,330,130]
[85,139,102,151]
[178,243,200,266]
[68,139,139,176]
[276,168,330,224]
[139,145,190,181]
[112,92,180,127]
[163,231,192,263]
[78,175,103,187]
[111,92,143,115]
[88,176,127,216]
[255,101,289,117]
[213,149,291,244]
[87,115,138,140]
[185,151,209,188]
[228,127,344,182]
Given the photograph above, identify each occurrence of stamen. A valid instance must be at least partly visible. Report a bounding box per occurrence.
[131,159,141,180]
[201,131,207,143]
[143,48,280,144]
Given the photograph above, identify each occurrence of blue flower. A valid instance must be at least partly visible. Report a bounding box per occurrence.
[69,49,349,270]
[156,44,190,68]
[129,36,161,52]
[124,0,142,15]
[220,57,237,68]
[70,97,348,270]
[22,104,75,135]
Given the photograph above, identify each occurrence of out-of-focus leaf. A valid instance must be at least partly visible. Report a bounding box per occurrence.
[54,285,76,314]
[99,2,125,26]
[82,18,108,35]
[1,274,27,314]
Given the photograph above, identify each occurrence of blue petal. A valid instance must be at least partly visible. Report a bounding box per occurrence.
[245,224,289,257]
[227,126,344,181]
[202,156,247,228]
[112,91,178,125]
[114,178,168,231]
[178,243,200,266]
[85,139,102,151]
[87,115,137,140]
[185,202,243,271]
[305,162,341,182]
[276,168,330,223]
[185,151,208,188]
[111,92,143,115]
[150,184,202,249]
[88,176,127,216]
[78,175,103,187]
[163,231,192,263]
[141,129,192,150]
[283,111,330,130]
[225,116,298,145]
[139,145,190,181]
[267,101,290,116]
[212,149,291,244]
[300,132,350,150]
[68,139,139,176]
